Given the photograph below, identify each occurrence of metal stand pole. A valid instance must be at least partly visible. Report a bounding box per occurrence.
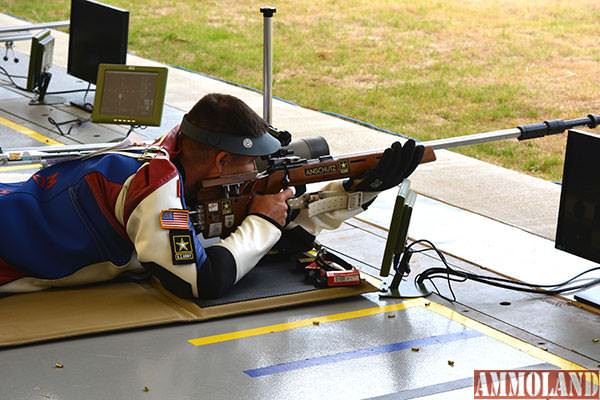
[260,7,276,124]
[378,185,432,299]
[0,20,70,34]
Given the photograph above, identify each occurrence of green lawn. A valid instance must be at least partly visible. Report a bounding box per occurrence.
[2,0,599,181]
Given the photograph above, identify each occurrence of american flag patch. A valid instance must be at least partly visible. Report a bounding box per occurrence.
[160,209,190,230]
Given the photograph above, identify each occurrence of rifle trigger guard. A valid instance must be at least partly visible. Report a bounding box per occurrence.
[286,196,306,210]
[281,165,290,188]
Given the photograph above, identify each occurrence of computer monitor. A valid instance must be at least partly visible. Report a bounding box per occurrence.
[27,29,53,91]
[26,30,64,105]
[556,130,600,262]
[92,64,168,126]
[67,0,129,85]
[556,129,600,308]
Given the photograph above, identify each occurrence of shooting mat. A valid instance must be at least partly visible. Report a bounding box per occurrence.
[0,258,376,347]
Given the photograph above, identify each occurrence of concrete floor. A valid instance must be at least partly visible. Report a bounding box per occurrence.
[0,14,599,400]
[0,294,562,400]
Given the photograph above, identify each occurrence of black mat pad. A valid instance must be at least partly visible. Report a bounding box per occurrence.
[197,257,318,307]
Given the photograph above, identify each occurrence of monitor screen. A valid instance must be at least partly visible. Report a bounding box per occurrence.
[556,130,600,263]
[92,64,168,126]
[67,0,129,84]
[27,30,54,91]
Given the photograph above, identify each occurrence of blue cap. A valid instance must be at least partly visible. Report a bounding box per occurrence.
[179,116,281,156]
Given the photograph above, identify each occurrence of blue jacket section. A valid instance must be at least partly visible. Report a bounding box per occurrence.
[1,154,142,279]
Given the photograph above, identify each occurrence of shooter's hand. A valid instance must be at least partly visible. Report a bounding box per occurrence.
[249,188,295,228]
[344,140,424,192]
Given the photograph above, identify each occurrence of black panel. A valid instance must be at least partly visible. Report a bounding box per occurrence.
[556,130,600,263]
[67,0,129,84]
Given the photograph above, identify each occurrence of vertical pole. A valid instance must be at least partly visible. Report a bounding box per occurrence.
[260,7,276,124]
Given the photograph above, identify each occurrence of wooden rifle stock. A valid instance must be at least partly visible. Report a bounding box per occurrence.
[191,146,436,238]
[255,145,436,193]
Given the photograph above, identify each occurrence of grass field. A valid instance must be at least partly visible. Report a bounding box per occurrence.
[1,0,599,181]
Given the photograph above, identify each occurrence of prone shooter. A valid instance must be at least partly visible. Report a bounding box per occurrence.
[1,92,596,298]
[0,93,424,299]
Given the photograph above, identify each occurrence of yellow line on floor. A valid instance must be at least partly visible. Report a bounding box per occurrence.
[0,116,62,145]
[188,264,593,375]
[423,302,590,372]
[188,298,427,347]
[191,294,593,373]
[0,163,43,172]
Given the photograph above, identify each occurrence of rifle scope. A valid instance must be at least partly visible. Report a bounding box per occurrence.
[256,136,330,171]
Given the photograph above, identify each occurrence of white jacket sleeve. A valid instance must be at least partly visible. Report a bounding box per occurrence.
[286,181,379,236]
[119,159,283,297]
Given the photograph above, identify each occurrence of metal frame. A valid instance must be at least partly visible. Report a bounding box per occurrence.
[379,184,432,299]
[0,20,69,35]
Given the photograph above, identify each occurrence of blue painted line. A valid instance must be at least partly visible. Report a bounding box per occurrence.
[367,363,555,400]
[244,330,483,378]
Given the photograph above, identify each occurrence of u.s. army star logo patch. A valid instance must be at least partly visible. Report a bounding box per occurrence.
[339,160,349,174]
[169,230,196,265]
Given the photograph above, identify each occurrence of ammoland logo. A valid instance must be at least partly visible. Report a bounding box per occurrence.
[474,369,599,399]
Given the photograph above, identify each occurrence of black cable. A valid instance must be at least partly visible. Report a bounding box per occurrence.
[0,66,28,90]
[0,68,26,79]
[0,66,94,95]
[45,88,96,95]
[414,244,600,288]
[420,268,600,295]
[82,82,92,104]
[48,116,90,136]
[408,239,461,301]
[409,239,600,302]
[411,239,584,289]
[422,268,600,289]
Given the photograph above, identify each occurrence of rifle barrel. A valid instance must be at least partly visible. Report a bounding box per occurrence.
[422,114,599,151]
[1,115,598,162]
[424,128,521,150]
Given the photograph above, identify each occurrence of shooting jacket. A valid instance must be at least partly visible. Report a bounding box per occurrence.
[0,135,281,298]
[0,127,375,298]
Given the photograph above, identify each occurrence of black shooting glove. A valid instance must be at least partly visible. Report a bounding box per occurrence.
[343,139,424,192]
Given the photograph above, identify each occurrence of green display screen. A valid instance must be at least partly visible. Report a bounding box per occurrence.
[92,64,168,126]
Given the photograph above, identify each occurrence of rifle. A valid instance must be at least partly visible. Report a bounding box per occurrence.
[191,145,436,238]
[190,114,600,239]
[1,114,598,239]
